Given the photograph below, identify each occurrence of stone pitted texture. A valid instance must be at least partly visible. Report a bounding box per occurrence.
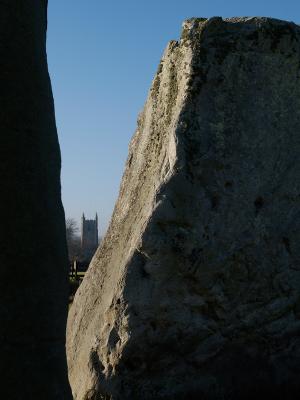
[67,17,300,399]
[0,1,71,398]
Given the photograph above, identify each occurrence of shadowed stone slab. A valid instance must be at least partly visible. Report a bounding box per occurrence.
[0,1,71,398]
[67,17,300,399]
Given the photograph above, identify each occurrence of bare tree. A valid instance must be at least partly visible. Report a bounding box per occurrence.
[66,218,78,240]
[66,218,81,262]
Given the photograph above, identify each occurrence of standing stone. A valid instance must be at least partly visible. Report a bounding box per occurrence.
[67,17,300,399]
[0,1,71,398]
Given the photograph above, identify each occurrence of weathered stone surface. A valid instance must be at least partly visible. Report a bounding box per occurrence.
[0,1,71,398]
[67,17,300,399]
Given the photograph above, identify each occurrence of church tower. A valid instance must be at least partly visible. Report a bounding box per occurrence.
[81,213,99,259]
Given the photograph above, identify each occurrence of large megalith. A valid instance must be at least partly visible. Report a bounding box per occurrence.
[67,17,300,399]
[0,1,71,398]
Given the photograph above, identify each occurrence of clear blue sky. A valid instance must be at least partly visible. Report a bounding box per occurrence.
[47,0,300,236]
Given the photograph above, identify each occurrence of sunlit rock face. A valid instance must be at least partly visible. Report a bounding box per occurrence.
[0,1,71,398]
[67,17,300,399]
